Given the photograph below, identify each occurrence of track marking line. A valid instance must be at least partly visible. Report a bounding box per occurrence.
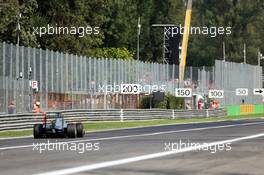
[0,136,32,140]
[35,132,264,175]
[0,118,262,140]
[0,121,264,151]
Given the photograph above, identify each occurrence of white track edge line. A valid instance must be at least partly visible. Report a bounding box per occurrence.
[0,121,264,150]
[36,132,264,175]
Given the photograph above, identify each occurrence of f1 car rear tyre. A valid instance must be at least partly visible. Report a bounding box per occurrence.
[33,124,44,138]
[67,124,76,138]
[76,123,84,137]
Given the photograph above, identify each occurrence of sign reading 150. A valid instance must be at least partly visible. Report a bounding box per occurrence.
[175,88,192,97]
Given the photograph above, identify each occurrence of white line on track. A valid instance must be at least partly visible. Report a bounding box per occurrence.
[36,132,264,175]
[0,118,260,140]
[0,136,32,140]
[0,121,264,151]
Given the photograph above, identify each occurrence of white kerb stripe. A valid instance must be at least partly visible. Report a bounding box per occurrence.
[36,133,264,175]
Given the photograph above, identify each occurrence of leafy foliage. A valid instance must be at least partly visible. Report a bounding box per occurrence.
[0,0,263,65]
[139,94,185,109]
[85,47,134,60]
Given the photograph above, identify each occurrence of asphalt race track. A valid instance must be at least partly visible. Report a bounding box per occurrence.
[1,119,264,175]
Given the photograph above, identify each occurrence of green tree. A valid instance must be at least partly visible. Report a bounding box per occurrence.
[0,0,38,47]
[85,47,134,60]
[33,0,107,55]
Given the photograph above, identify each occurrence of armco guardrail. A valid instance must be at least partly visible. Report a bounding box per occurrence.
[0,109,227,131]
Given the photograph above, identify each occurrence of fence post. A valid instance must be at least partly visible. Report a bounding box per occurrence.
[206,109,209,118]
[172,110,175,119]
[120,109,124,122]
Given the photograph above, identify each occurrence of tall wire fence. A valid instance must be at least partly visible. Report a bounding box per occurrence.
[0,42,262,113]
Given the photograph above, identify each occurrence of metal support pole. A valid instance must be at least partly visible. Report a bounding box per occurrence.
[223,41,226,62]
[243,43,246,64]
[137,17,141,61]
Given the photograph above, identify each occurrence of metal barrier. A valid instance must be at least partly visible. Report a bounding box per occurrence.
[0,109,227,131]
[1,42,262,113]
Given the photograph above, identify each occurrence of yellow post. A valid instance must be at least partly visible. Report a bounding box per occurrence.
[179,0,192,82]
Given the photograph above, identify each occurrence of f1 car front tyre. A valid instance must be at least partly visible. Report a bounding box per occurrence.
[76,123,84,137]
[33,124,44,138]
[67,124,76,138]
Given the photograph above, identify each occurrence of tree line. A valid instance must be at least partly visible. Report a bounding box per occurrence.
[0,0,263,66]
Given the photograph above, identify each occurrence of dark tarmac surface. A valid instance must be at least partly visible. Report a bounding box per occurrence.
[1,119,264,175]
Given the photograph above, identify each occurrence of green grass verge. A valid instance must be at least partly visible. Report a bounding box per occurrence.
[0,130,32,138]
[0,113,263,138]
[84,113,264,131]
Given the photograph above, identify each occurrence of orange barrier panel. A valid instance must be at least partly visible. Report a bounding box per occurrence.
[240,104,254,114]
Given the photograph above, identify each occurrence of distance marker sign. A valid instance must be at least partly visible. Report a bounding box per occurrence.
[175,88,192,97]
[121,84,141,94]
[236,88,248,96]
[209,90,224,98]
